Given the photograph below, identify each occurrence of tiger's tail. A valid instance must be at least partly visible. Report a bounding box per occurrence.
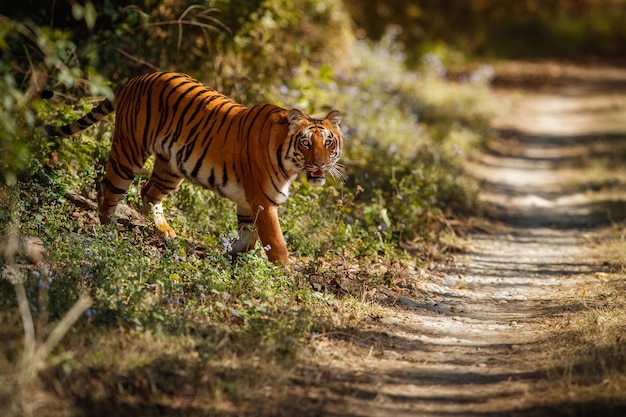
[46,98,115,136]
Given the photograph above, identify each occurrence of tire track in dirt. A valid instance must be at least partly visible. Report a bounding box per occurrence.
[284,64,626,417]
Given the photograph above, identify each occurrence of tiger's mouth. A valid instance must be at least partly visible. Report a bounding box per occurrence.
[307,169,326,186]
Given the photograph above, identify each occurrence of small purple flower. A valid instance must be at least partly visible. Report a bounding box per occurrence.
[220,237,232,252]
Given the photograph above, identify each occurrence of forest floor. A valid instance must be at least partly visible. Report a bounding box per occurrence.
[278,62,626,416]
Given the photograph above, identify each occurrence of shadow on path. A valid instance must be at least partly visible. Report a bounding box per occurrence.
[479,128,626,229]
[284,64,626,417]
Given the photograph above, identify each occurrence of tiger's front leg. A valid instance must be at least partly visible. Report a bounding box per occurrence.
[251,203,288,265]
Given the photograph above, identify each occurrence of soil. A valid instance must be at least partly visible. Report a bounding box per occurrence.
[281,62,626,417]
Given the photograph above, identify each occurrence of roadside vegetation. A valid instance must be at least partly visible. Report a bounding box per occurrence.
[0,2,495,415]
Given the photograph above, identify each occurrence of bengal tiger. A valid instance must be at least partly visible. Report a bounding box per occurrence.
[46,71,343,265]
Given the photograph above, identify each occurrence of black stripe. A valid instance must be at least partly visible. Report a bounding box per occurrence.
[117,136,144,169]
[257,108,290,200]
[175,95,213,161]
[102,178,127,195]
[213,103,239,134]
[232,162,240,183]
[191,95,230,150]
[261,189,280,206]
[61,126,74,135]
[241,105,273,177]
[197,99,232,149]
[219,105,246,143]
[141,83,154,153]
[109,151,137,179]
[47,98,115,136]
[222,162,228,186]
[189,102,238,178]
[276,143,288,179]
[237,214,253,224]
[208,169,215,188]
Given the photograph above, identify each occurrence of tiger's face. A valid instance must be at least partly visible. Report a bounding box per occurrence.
[288,109,343,186]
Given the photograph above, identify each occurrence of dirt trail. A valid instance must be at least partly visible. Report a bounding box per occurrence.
[284,64,626,417]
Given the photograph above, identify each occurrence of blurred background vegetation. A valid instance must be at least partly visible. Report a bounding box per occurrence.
[345,0,626,66]
[2,1,626,415]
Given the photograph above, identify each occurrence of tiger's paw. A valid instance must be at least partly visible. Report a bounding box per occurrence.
[155,224,177,240]
[147,202,176,239]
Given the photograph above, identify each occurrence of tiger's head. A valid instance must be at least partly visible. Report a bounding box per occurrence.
[287,108,344,186]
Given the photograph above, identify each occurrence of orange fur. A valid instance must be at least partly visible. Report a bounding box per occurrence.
[47,72,343,264]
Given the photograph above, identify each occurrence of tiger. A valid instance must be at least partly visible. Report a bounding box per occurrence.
[46,71,343,265]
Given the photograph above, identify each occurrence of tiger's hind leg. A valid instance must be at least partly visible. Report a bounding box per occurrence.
[140,156,184,239]
[98,137,146,226]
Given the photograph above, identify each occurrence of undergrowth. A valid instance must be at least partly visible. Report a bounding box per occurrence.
[0,3,496,416]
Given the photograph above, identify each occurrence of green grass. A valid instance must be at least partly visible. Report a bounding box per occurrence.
[0,164,420,415]
[0,181,345,415]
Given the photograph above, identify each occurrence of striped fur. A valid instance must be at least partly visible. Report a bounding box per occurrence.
[46,72,343,264]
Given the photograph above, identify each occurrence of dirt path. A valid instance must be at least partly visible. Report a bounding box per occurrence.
[283,64,626,416]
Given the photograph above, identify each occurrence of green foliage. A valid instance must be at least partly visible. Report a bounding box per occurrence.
[0,181,331,342]
[2,0,351,103]
[0,75,34,187]
[0,2,497,414]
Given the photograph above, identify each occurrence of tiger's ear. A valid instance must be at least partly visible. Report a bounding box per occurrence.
[288,108,306,125]
[325,110,342,131]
